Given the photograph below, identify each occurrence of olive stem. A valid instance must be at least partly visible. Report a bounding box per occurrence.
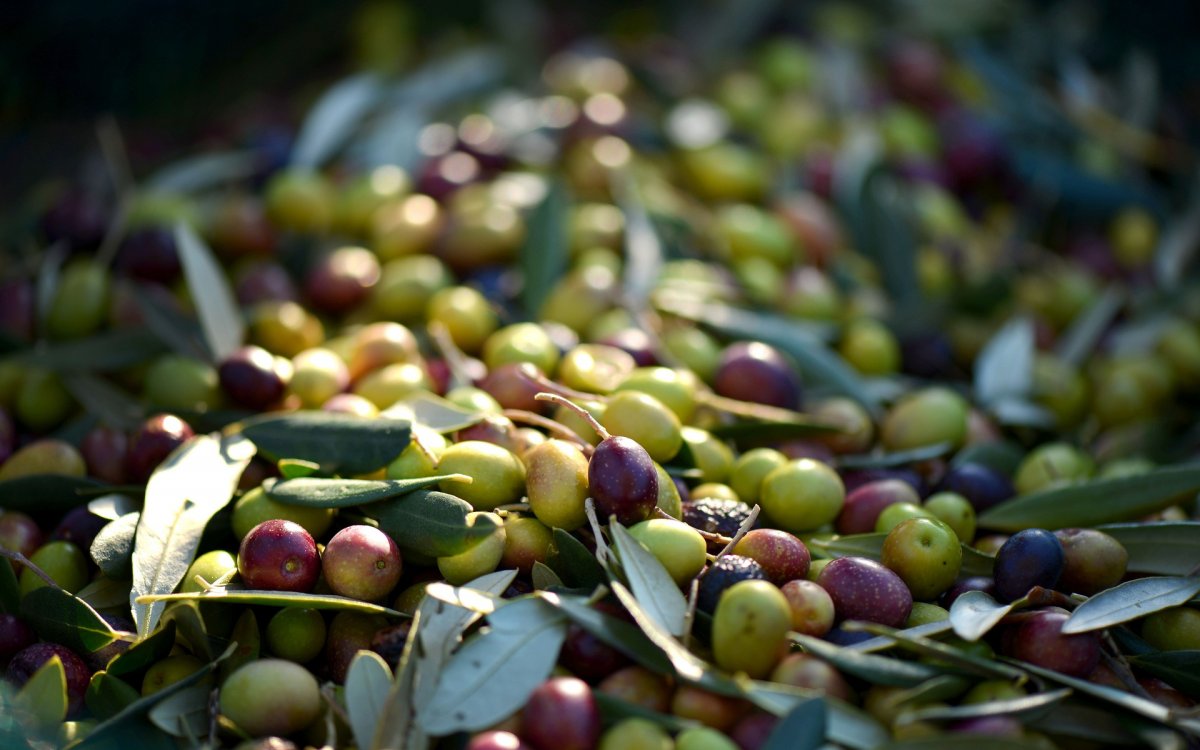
[427,320,476,392]
[681,576,701,650]
[714,504,761,560]
[535,393,612,441]
[653,508,733,546]
[503,409,595,456]
[522,370,610,405]
[0,548,61,590]
[584,498,612,565]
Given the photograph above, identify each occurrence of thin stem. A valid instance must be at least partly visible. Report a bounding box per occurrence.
[534,393,611,441]
[715,504,761,560]
[0,549,60,589]
[504,409,595,455]
[520,369,610,404]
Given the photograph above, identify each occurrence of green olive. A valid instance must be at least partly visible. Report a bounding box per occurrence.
[600,391,683,463]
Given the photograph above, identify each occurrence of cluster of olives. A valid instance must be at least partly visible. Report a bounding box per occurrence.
[2,9,1200,750]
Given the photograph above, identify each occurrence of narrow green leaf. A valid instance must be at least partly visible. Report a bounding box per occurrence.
[90,512,139,579]
[658,298,883,417]
[131,433,255,637]
[347,650,392,750]
[369,489,499,558]
[1013,659,1177,729]
[1027,704,1142,746]
[836,443,954,470]
[15,655,67,728]
[951,441,1025,476]
[77,576,133,611]
[611,522,688,637]
[134,290,210,361]
[846,622,1026,681]
[161,601,213,662]
[1154,192,1200,290]
[239,411,410,475]
[616,172,662,314]
[35,244,67,339]
[540,592,674,676]
[809,534,994,577]
[881,738,1034,750]
[974,317,1035,407]
[709,419,844,443]
[138,586,405,617]
[0,474,108,516]
[106,621,177,678]
[742,681,890,750]
[419,597,567,735]
[20,586,121,653]
[1055,286,1125,367]
[763,697,825,750]
[74,643,236,750]
[278,458,321,479]
[86,672,142,720]
[0,558,17,615]
[789,632,943,687]
[1063,577,1200,634]
[1096,521,1200,575]
[519,179,569,318]
[176,222,243,362]
[979,462,1200,531]
[147,684,210,737]
[547,528,605,591]
[1,327,166,372]
[989,397,1056,430]
[594,691,700,733]
[949,590,1016,642]
[291,72,384,169]
[144,150,259,194]
[531,562,563,590]
[62,374,143,431]
[266,474,470,509]
[905,688,1072,724]
[1129,651,1200,698]
[845,620,954,654]
[382,391,485,434]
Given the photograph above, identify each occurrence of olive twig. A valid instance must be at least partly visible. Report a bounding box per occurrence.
[1101,632,1155,701]
[681,576,701,650]
[0,548,61,590]
[584,498,611,566]
[535,392,612,441]
[715,504,762,560]
[503,409,595,455]
[523,371,610,404]
[427,320,476,391]
[654,508,732,546]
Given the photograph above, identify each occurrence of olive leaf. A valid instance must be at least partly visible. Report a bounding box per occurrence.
[161,601,213,662]
[0,556,18,615]
[106,621,177,678]
[0,474,108,518]
[265,474,470,509]
[14,655,67,729]
[20,586,123,654]
[1154,186,1200,290]
[844,622,1026,681]
[1,327,166,373]
[610,522,689,637]
[763,697,826,750]
[616,171,663,315]
[138,586,405,617]
[134,290,210,361]
[146,684,210,738]
[546,528,606,591]
[1096,521,1200,575]
[949,590,1017,642]
[1013,660,1189,732]
[594,691,700,733]
[381,391,485,434]
[845,620,953,654]
[519,178,570,318]
[143,150,259,194]
[346,650,393,750]
[1055,286,1124,367]
[91,512,139,579]
[290,72,384,169]
[62,373,143,432]
[87,494,138,521]
[1129,651,1200,698]
[904,688,1071,724]
[368,489,500,558]
[1062,576,1200,635]
[77,576,133,611]
[540,591,674,676]
[978,462,1200,531]
[836,442,955,470]
[130,432,256,637]
[176,222,244,363]
[239,411,410,475]
[418,597,567,735]
[974,316,1035,407]
[789,633,942,687]
[86,671,142,720]
[741,680,890,750]
[531,561,563,590]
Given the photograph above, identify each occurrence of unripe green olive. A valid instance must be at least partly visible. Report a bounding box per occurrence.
[1013,442,1093,495]
[353,364,431,409]
[371,254,453,321]
[46,259,110,340]
[20,540,89,596]
[654,464,682,520]
[880,387,969,452]
[483,323,561,376]
[568,203,625,254]
[219,659,322,736]
[15,369,74,432]
[180,550,237,592]
[0,438,85,480]
[662,327,722,383]
[839,319,901,376]
[250,300,325,357]
[231,486,334,541]
[437,441,526,511]
[427,286,498,354]
[287,348,350,409]
[628,519,706,586]
[559,344,636,395]
[714,204,796,268]
[501,516,554,575]
[333,165,409,236]
[142,654,208,696]
[437,512,506,584]
[525,439,589,531]
[811,398,875,454]
[600,391,682,463]
[681,427,734,484]
[265,168,335,234]
[712,579,792,678]
[266,607,327,663]
[387,428,448,480]
[143,355,222,413]
[678,143,768,203]
[730,448,787,505]
[614,367,699,423]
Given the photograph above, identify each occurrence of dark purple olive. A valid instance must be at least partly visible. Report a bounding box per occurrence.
[219,345,287,410]
[80,424,129,484]
[0,614,36,663]
[234,260,298,306]
[51,506,108,552]
[116,227,181,283]
[0,407,15,466]
[939,576,995,609]
[600,328,659,367]
[992,528,1064,603]
[40,187,109,249]
[7,642,91,715]
[589,436,658,525]
[478,363,546,413]
[713,342,802,409]
[126,413,195,484]
[935,462,1014,512]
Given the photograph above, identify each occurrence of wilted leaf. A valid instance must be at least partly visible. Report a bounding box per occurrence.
[949,590,1016,642]
[239,411,409,475]
[369,489,500,558]
[176,222,244,363]
[978,462,1200,531]
[611,522,688,637]
[20,586,122,654]
[1063,577,1200,634]
[131,432,255,637]
[519,179,569,318]
[1096,521,1200,575]
[419,597,567,735]
[346,650,392,750]
[266,474,469,509]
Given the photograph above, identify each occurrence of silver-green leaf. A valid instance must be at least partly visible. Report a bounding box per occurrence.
[1063,576,1200,634]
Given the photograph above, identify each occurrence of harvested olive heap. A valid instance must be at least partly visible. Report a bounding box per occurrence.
[3,11,1200,750]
